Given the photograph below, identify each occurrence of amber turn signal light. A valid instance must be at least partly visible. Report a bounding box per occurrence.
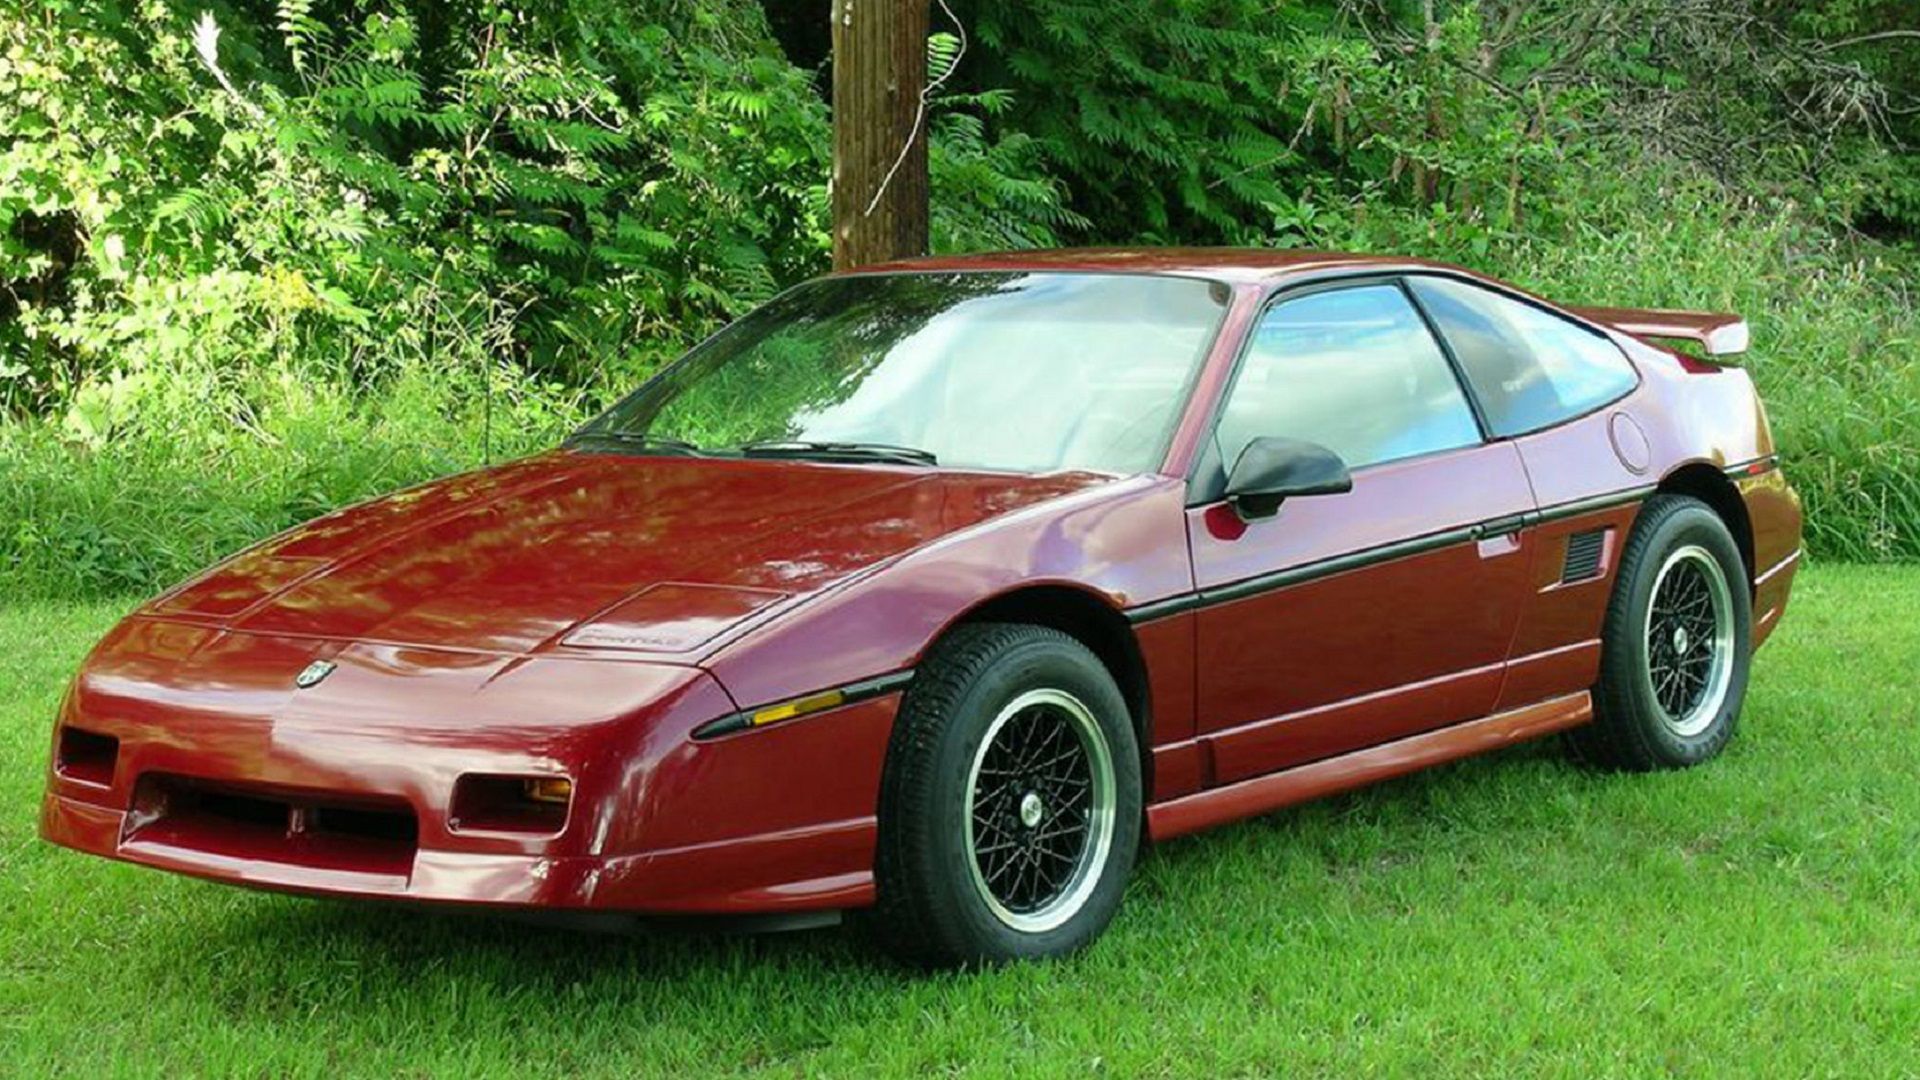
[522,777,573,805]
[450,774,571,834]
[691,671,913,739]
[749,689,845,727]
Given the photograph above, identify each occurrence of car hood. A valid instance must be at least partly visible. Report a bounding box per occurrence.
[141,450,1114,656]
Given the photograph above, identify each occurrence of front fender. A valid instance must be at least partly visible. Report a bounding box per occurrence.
[703,474,1193,711]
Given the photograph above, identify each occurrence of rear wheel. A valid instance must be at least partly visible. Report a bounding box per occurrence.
[1571,494,1752,770]
[870,623,1141,967]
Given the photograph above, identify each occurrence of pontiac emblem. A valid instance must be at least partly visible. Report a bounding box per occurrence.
[295,660,337,689]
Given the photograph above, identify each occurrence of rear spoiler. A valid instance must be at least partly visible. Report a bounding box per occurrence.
[1569,306,1749,358]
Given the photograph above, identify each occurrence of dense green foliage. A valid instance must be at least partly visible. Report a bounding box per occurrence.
[3,0,1918,599]
[5,565,1919,1072]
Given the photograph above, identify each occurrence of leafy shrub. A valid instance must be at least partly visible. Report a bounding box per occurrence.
[0,0,1075,411]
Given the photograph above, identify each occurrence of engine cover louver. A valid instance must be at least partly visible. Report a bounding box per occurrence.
[1562,529,1607,583]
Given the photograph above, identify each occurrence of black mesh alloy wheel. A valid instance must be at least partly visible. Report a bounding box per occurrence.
[870,624,1141,967]
[1571,494,1753,771]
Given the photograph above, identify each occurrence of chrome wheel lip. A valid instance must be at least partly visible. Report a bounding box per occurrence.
[1642,544,1737,738]
[962,687,1117,934]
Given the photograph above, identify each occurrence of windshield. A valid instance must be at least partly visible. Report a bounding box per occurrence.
[574,271,1229,473]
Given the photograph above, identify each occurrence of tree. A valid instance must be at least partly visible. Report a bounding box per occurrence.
[830,0,932,269]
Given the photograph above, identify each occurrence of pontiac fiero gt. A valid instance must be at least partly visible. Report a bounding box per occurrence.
[42,249,1801,966]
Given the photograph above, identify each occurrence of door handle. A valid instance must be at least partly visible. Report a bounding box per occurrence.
[1472,513,1532,540]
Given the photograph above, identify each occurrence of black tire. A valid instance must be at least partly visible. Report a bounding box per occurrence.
[1569,493,1753,771]
[869,623,1142,968]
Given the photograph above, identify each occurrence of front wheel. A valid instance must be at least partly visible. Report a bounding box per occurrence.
[1570,494,1753,770]
[870,623,1141,967]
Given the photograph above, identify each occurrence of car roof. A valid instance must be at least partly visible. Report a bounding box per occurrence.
[844,247,1483,287]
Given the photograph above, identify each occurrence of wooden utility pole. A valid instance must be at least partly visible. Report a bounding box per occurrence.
[831,0,931,270]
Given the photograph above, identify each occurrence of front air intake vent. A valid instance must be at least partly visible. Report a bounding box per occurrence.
[1562,529,1607,583]
[56,726,119,787]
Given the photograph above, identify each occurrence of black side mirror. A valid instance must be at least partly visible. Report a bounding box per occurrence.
[1224,437,1353,520]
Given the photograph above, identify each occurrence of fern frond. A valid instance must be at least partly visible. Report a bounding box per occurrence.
[152,187,231,235]
[275,0,326,79]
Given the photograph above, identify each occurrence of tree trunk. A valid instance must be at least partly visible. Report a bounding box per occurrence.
[831,0,931,271]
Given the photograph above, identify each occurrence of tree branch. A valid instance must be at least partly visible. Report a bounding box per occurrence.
[1816,30,1920,52]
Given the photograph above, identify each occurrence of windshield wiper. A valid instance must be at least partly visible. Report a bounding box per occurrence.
[738,439,938,467]
[571,430,707,456]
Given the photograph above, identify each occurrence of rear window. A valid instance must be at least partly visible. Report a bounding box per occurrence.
[1409,277,1638,437]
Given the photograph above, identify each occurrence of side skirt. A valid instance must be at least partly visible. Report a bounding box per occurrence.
[1146,691,1594,842]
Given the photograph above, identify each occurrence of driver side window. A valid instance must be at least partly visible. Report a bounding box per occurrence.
[1215,284,1482,473]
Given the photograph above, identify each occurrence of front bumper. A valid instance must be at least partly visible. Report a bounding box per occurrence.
[41,789,609,905]
[39,787,881,913]
[40,617,898,914]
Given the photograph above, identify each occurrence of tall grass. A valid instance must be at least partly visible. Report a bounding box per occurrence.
[0,366,586,600]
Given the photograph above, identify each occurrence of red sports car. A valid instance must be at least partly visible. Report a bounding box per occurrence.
[42,249,1801,966]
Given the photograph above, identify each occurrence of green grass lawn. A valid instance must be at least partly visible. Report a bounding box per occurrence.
[3,565,1917,1076]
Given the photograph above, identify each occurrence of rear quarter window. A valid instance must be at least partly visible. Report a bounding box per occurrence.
[1409,276,1638,437]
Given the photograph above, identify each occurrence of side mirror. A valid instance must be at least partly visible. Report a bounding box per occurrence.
[1224,437,1353,520]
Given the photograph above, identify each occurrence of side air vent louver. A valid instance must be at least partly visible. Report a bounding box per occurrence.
[1562,529,1607,583]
